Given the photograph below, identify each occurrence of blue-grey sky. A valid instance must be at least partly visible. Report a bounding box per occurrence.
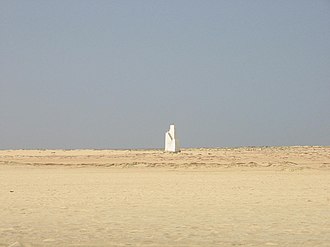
[1,0,329,149]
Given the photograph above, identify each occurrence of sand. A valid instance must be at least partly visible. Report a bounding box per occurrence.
[0,146,329,246]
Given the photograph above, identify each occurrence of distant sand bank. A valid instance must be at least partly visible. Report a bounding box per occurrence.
[1,146,329,170]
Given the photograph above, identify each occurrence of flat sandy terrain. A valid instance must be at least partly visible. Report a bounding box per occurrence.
[0,146,329,246]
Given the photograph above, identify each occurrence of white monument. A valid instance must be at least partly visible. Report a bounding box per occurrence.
[165,124,180,152]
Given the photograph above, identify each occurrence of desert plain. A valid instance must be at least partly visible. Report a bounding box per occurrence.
[0,146,330,246]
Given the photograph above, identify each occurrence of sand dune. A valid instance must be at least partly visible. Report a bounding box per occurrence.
[1,146,330,170]
[0,147,329,246]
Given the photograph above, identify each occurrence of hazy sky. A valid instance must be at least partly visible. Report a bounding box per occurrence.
[1,0,329,149]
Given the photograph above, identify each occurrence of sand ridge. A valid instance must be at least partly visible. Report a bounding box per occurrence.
[0,146,329,170]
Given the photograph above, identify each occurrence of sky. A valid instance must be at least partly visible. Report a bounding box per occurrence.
[1,0,330,149]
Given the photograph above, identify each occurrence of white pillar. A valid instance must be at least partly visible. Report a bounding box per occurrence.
[165,124,180,152]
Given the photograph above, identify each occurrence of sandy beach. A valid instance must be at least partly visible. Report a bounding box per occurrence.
[1,146,330,246]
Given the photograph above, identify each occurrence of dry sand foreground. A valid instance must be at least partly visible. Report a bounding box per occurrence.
[0,146,329,246]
